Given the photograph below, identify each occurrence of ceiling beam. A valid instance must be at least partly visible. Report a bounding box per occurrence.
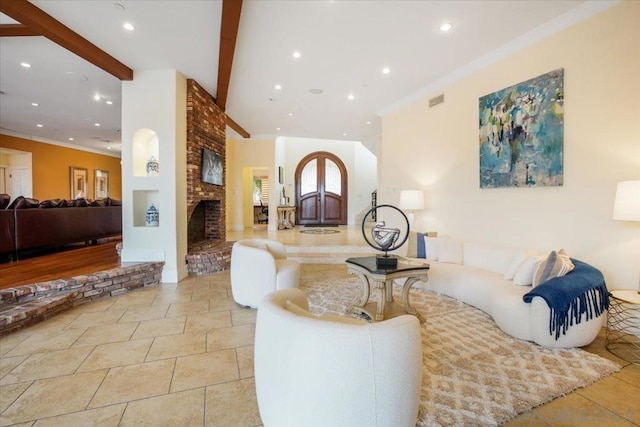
[226,114,251,139]
[0,0,133,80]
[0,24,39,37]
[216,0,243,111]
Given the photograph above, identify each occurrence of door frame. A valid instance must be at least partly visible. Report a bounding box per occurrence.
[294,151,348,225]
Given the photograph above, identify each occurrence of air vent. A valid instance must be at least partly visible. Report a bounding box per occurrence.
[429,94,444,108]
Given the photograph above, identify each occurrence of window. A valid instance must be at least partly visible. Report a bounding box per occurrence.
[253,177,269,204]
[300,159,317,195]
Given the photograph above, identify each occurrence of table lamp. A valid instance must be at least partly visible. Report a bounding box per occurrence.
[399,190,424,230]
[613,180,640,293]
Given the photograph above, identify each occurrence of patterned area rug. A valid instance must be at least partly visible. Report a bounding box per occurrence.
[300,276,620,426]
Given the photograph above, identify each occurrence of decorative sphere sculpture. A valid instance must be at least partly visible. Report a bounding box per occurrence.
[361,205,409,267]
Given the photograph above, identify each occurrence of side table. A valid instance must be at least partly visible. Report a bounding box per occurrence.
[345,256,429,322]
[606,290,640,365]
[277,206,296,230]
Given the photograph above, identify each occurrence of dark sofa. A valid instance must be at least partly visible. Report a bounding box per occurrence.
[0,195,122,260]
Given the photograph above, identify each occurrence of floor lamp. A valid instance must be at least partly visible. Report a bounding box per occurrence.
[399,190,424,231]
[613,180,640,293]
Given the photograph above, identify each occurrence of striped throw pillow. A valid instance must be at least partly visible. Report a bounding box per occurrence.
[532,249,575,287]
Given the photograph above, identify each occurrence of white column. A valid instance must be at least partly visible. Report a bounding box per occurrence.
[121,70,188,283]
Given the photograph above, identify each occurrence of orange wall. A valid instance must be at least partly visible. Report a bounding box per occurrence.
[0,134,122,201]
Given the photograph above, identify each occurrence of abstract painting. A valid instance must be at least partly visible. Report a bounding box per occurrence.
[479,68,564,188]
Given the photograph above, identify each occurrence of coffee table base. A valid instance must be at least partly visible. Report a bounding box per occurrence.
[349,300,413,322]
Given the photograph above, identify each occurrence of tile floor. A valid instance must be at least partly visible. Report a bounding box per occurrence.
[0,226,638,426]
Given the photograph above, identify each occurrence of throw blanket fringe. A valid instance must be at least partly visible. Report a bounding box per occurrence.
[523,259,609,340]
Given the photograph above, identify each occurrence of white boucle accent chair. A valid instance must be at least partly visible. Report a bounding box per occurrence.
[230,239,300,308]
[254,288,423,427]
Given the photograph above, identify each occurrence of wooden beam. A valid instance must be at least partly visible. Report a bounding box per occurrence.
[216,0,243,110]
[0,24,39,37]
[0,0,133,80]
[226,114,250,139]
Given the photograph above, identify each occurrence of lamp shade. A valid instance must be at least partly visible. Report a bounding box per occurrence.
[613,180,640,221]
[399,190,425,211]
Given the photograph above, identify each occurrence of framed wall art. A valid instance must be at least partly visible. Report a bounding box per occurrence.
[70,166,88,199]
[95,169,109,198]
[479,68,564,188]
[201,148,223,185]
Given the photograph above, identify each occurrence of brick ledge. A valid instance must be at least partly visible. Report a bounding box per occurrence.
[0,262,164,335]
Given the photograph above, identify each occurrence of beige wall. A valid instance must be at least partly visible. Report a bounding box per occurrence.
[226,138,277,231]
[380,2,640,289]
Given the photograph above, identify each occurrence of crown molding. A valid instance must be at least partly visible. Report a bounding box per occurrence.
[377,0,620,117]
[0,130,121,158]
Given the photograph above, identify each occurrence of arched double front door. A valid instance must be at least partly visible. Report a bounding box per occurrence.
[295,151,347,225]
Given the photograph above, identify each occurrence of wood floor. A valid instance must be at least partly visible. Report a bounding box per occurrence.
[0,240,122,290]
[0,226,362,291]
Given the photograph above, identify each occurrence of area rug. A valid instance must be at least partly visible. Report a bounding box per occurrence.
[299,229,340,235]
[300,276,620,426]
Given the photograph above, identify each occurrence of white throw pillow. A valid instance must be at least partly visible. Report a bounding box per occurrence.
[513,255,544,286]
[504,250,527,280]
[437,237,463,264]
[425,236,440,261]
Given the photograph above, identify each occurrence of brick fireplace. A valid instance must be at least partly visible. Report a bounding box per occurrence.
[185,79,232,274]
[186,79,226,245]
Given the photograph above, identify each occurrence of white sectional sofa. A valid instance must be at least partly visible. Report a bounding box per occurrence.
[402,235,608,348]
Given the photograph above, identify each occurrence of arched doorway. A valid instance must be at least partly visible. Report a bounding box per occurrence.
[295,151,347,225]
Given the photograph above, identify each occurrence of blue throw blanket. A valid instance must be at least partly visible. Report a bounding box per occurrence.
[523,259,609,340]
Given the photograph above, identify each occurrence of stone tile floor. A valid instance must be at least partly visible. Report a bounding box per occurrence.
[0,263,638,426]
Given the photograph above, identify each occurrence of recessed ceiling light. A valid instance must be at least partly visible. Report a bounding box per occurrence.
[288,113,293,116]
[93,94,101,101]
[274,84,282,90]
[68,137,74,141]
[382,67,390,74]
[276,127,281,131]
[366,121,371,125]
[94,123,101,127]
[440,22,452,32]
[106,100,113,105]
[123,22,135,31]
[107,146,112,150]
[292,51,302,59]
[20,62,31,68]
[31,102,39,107]
[343,133,347,136]
[347,94,355,100]
[36,124,43,128]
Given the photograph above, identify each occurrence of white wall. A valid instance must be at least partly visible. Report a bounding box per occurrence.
[227,136,378,228]
[121,69,188,283]
[380,2,640,289]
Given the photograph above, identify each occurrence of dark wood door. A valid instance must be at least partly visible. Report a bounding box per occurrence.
[295,151,347,225]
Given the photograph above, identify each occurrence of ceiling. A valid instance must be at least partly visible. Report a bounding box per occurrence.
[0,0,595,157]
